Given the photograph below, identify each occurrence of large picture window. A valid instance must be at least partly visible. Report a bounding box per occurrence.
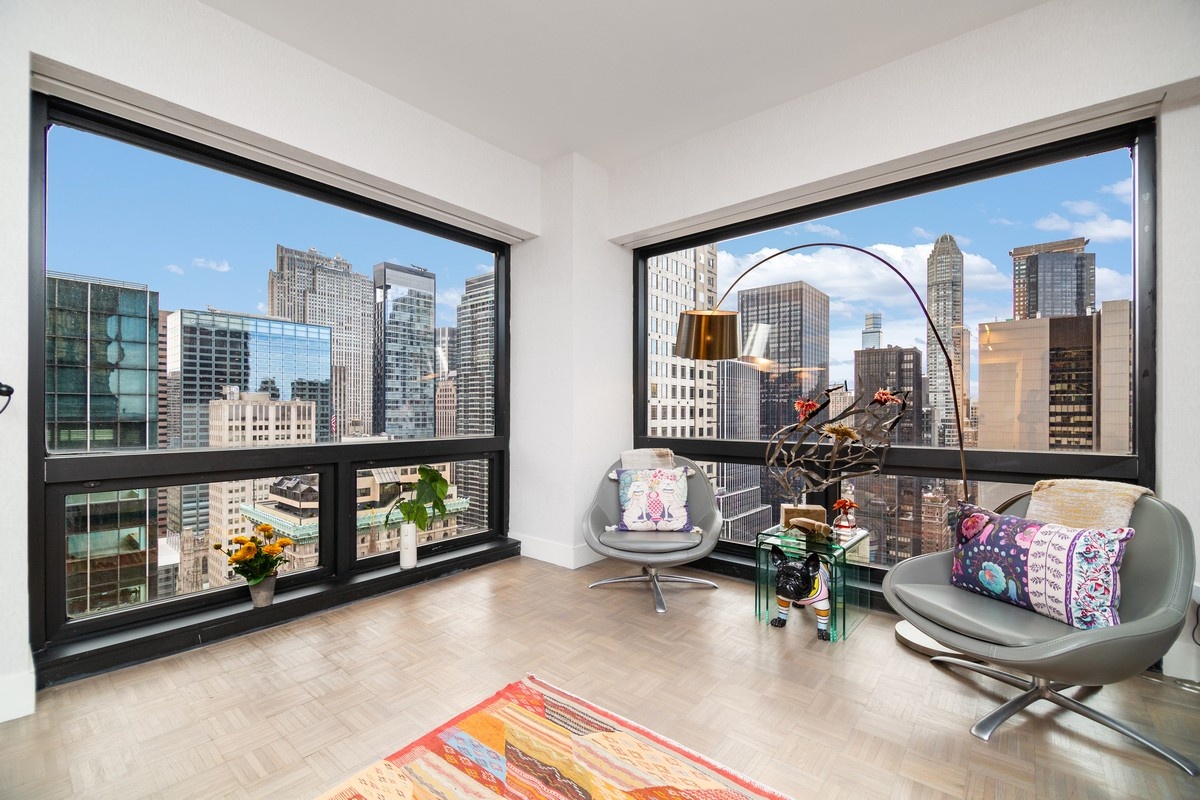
[31,95,511,681]
[635,123,1155,568]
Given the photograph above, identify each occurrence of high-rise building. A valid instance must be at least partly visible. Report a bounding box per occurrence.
[925,234,970,448]
[736,279,830,509]
[373,262,436,439]
[164,309,332,542]
[977,300,1132,452]
[714,359,772,543]
[1010,237,1094,320]
[268,245,374,439]
[853,337,925,564]
[456,271,495,530]
[206,387,317,587]
[737,280,830,438]
[46,273,160,617]
[861,312,882,349]
[436,326,458,378]
[646,246,720,441]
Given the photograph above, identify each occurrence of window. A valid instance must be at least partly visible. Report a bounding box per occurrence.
[31,95,510,678]
[634,122,1155,564]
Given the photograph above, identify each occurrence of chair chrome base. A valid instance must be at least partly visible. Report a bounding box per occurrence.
[589,566,718,613]
[932,655,1200,776]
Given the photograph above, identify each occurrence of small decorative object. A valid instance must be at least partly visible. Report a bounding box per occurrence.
[769,545,831,640]
[783,515,833,546]
[831,498,858,531]
[384,464,449,569]
[213,523,294,607]
[766,385,908,521]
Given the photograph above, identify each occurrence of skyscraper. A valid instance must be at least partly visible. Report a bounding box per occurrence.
[268,245,374,438]
[646,246,720,441]
[861,312,882,349]
[853,339,924,565]
[456,271,495,530]
[46,273,160,616]
[164,309,332,540]
[977,300,1132,452]
[737,280,830,438]
[714,359,772,543]
[373,262,436,438]
[737,279,830,509]
[1010,237,1094,320]
[925,234,970,448]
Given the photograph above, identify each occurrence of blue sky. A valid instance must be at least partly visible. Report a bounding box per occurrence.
[46,125,495,328]
[47,124,1133,399]
[716,148,1134,394]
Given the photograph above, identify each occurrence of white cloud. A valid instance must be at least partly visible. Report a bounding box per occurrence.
[963,253,1010,291]
[1062,199,1103,216]
[800,222,843,239]
[1034,212,1072,232]
[912,226,936,240]
[1095,266,1132,302]
[989,217,1018,226]
[1100,177,1134,204]
[256,302,268,313]
[1074,212,1132,242]
[164,263,184,275]
[475,263,495,273]
[192,257,231,273]
[1037,199,1132,243]
[436,289,462,307]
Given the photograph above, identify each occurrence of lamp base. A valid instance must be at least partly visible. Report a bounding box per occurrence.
[894,620,960,657]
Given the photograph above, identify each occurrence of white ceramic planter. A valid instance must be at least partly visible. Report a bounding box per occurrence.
[400,522,417,569]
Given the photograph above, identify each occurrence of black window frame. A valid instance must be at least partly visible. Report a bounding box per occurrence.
[633,121,1157,562]
[29,93,514,684]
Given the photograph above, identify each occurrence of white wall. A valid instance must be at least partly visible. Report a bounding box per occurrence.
[0,0,542,723]
[509,154,632,567]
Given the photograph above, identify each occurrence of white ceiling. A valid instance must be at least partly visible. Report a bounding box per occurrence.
[200,0,1050,168]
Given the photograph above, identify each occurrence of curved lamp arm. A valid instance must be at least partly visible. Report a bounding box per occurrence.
[678,241,968,500]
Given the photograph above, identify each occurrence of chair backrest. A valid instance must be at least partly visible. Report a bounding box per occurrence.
[997,492,1196,626]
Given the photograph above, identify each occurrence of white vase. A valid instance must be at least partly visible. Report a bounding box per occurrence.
[400,522,417,568]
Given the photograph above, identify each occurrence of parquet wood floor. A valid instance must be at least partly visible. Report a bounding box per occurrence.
[1,556,1198,798]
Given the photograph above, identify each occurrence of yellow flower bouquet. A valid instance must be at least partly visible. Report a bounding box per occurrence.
[213,523,294,585]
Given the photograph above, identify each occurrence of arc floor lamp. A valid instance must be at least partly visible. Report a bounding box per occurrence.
[673,241,968,499]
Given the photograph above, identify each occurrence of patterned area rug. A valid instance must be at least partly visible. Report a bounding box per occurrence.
[318,675,792,800]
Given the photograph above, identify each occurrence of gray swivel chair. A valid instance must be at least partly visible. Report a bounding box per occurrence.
[583,456,723,613]
[883,492,1198,775]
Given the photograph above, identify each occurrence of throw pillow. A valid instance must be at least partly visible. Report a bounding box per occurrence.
[949,503,1135,629]
[615,467,693,532]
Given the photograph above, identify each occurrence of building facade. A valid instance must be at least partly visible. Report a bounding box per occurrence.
[925,234,970,448]
[46,273,160,618]
[977,300,1132,452]
[714,359,772,543]
[455,271,496,531]
[373,262,436,439]
[1010,237,1093,320]
[268,245,374,439]
[164,309,332,543]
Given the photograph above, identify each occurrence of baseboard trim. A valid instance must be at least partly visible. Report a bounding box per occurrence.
[0,663,37,723]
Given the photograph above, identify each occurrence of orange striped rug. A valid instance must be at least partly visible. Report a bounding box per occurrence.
[319,674,792,800]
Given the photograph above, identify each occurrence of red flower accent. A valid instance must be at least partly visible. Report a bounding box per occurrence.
[872,389,902,405]
[794,397,820,421]
[833,498,859,512]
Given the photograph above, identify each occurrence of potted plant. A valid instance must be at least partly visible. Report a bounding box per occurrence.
[385,464,449,568]
[213,523,294,607]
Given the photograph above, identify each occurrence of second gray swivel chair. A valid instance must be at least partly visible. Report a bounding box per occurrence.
[583,456,723,613]
[883,491,1197,775]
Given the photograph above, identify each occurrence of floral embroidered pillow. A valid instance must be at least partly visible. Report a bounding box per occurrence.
[949,503,1135,629]
[615,467,693,532]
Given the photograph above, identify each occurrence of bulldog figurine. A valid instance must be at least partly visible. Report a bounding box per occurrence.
[769,545,832,640]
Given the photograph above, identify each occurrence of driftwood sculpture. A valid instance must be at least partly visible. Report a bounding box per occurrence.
[766,384,909,504]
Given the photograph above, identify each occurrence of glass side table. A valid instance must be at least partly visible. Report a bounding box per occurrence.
[755,525,871,642]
